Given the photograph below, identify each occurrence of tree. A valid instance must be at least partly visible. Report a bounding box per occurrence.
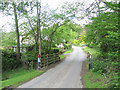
[20,1,39,52]
[85,1,119,88]
[0,1,23,61]
[42,20,82,49]
[36,0,41,55]
[2,31,17,47]
[13,2,20,61]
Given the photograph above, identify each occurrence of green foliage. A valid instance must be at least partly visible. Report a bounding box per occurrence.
[53,25,71,44]
[63,49,73,54]
[72,39,79,46]
[82,46,100,58]
[42,20,82,47]
[25,50,36,61]
[2,68,44,89]
[2,49,22,71]
[51,48,59,53]
[60,55,65,59]
[60,49,73,59]
[2,31,17,47]
[82,46,108,88]
[84,4,119,86]
[64,44,71,49]
[84,71,107,88]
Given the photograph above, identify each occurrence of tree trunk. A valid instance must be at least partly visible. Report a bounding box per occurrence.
[13,2,20,61]
[34,35,38,52]
[50,39,52,50]
[35,39,38,52]
[37,1,41,55]
[27,12,39,53]
[70,29,72,46]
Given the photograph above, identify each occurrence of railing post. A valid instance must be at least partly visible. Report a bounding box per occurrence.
[43,54,46,67]
[89,54,92,70]
[47,54,48,67]
[59,52,60,61]
[38,54,40,70]
[56,53,59,62]
[53,53,54,63]
[43,54,44,68]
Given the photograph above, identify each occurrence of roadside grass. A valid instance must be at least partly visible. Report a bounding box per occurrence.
[1,49,73,89]
[84,70,108,88]
[63,49,73,54]
[83,61,108,88]
[2,68,44,89]
[60,55,65,59]
[82,46,108,88]
[60,49,73,59]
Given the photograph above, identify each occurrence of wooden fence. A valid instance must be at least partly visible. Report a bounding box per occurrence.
[40,53,60,68]
[24,52,60,69]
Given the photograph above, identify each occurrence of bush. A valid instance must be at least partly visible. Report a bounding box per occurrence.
[83,46,119,88]
[72,40,79,46]
[25,51,37,61]
[2,50,22,71]
[43,48,59,54]
[51,48,59,53]
[64,44,71,49]
[25,48,59,61]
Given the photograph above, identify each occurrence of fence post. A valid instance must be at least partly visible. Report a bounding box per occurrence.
[44,55,46,68]
[89,54,92,70]
[47,54,48,67]
[58,53,60,61]
[54,53,56,63]
[57,53,59,62]
[38,54,40,70]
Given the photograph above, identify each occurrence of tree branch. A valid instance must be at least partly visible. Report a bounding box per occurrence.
[26,13,36,36]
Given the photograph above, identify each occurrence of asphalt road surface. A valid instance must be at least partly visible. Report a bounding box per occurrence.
[18,46,87,88]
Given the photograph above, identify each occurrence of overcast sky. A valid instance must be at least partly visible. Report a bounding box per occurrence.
[0,0,116,32]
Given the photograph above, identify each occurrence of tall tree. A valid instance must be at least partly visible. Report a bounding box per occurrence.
[0,1,24,61]
[13,2,20,61]
[36,0,41,55]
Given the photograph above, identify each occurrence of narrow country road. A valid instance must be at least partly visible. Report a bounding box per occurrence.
[18,46,87,88]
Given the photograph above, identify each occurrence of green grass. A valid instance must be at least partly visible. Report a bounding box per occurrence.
[60,49,73,59]
[84,70,107,88]
[1,68,44,89]
[60,55,65,59]
[82,46,108,88]
[63,49,73,54]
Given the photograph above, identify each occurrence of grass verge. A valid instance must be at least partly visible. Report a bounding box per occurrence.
[63,49,73,54]
[82,46,108,88]
[60,55,65,59]
[60,49,73,59]
[1,68,44,89]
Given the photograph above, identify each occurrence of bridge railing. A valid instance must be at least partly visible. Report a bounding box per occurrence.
[40,53,60,68]
[23,52,60,70]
